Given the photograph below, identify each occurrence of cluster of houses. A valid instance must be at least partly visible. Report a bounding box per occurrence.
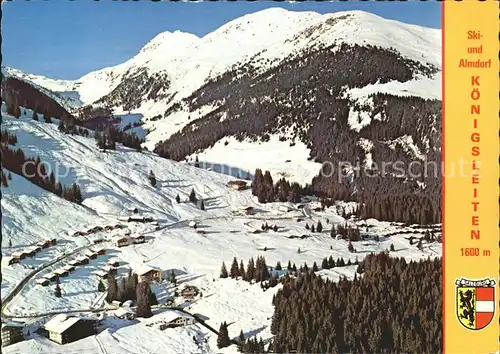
[72,224,124,237]
[35,247,107,286]
[117,216,154,223]
[92,257,123,279]
[4,238,57,266]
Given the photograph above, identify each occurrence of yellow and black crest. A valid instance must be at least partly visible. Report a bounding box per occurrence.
[455,277,496,331]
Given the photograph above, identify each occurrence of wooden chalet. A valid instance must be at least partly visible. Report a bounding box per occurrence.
[115,237,130,248]
[73,231,87,237]
[68,259,81,267]
[113,307,136,320]
[11,251,26,261]
[37,240,50,249]
[84,250,97,260]
[63,264,75,273]
[180,285,199,300]
[161,311,195,328]
[244,206,255,215]
[137,265,163,283]
[76,256,89,265]
[25,247,37,257]
[91,226,104,232]
[36,277,50,286]
[92,247,106,256]
[227,180,247,191]
[44,273,58,282]
[107,258,120,267]
[1,321,24,347]
[93,238,105,244]
[46,238,57,245]
[54,268,69,277]
[44,314,98,345]
[131,235,145,244]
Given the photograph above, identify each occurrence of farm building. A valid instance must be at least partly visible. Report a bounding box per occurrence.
[47,238,57,245]
[104,225,114,231]
[113,307,136,320]
[243,207,255,215]
[54,268,69,277]
[36,278,50,286]
[1,321,24,347]
[84,250,97,260]
[93,238,105,244]
[114,237,129,248]
[37,240,50,248]
[24,247,37,257]
[131,235,146,244]
[44,314,98,345]
[44,273,58,282]
[160,310,195,329]
[118,216,133,222]
[180,285,199,300]
[72,231,87,237]
[91,226,104,232]
[107,258,120,267]
[11,251,26,261]
[136,265,163,283]
[226,180,247,191]
[68,259,81,267]
[76,256,89,265]
[92,247,106,255]
[63,264,75,273]
[101,265,118,275]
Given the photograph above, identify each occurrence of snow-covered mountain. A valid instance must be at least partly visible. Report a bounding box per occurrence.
[3,8,441,201]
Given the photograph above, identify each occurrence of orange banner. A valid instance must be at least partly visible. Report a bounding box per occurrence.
[443,1,499,353]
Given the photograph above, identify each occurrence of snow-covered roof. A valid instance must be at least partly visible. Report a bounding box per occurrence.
[63,264,74,271]
[113,307,136,317]
[44,314,81,334]
[2,321,25,329]
[84,250,95,257]
[159,310,194,324]
[130,234,145,239]
[92,247,105,253]
[69,259,80,266]
[36,277,49,284]
[76,255,88,261]
[136,265,160,276]
[107,257,120,264]
[93,270,108,277]
[11,251,25,257]
[54,268,68,275]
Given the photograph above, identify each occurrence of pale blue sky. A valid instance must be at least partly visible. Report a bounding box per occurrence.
[2,1,441,80]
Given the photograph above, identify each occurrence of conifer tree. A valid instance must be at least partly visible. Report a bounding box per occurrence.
[54,277,62,298]
[136,282,153,318]
[106,273,119,303]
[390,243,395,252]
[217,322,230,349]
[32,110,38,121]
[98,279,106,292]
[149,170,156,187]
[230,257,240,278]
[189,188,197,203]
[200,199,205,210]
[317,221,323,233]
[176,194,181,203]
[220,262,228,278]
